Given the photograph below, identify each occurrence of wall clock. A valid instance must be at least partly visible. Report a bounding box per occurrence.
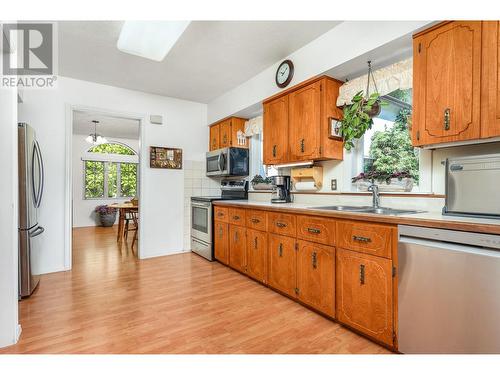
[275,59,294,88]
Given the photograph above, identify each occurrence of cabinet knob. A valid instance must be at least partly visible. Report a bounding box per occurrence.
[233,215,240,221]
[300,138,305,153]
[444,108,451,131]
[353,235,371,243]
[254,236,258,250]
[251,218,260,224]
[307,227,321,234]
[276,222,287,228]
[359,264,365,285]
[311,251,317,269]
[272,145,277,158]
[278,243,283,257]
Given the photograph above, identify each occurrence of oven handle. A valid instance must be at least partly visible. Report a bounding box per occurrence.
[191,202,211,208]
[217,153,222,172]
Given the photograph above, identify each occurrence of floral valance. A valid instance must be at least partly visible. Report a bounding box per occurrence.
[336,58,412,106]
[244,115,263,137]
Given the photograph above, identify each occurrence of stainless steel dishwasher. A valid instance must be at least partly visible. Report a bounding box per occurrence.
[398,225,500,353]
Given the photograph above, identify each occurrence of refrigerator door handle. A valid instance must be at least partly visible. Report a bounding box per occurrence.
[29,226,44,238]
[33,140,44,208]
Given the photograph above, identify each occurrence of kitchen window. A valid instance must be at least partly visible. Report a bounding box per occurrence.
[83,142,138,199]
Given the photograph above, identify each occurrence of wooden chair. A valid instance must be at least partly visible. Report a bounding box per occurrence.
[124,209,139,251]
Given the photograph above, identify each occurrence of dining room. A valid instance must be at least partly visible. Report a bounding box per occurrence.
[71,109,141,262]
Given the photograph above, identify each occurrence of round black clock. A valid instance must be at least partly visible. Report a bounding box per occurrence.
[275,59,294,88]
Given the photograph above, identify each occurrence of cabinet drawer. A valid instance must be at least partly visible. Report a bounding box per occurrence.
[228,208,246,226]
[268,212,296,237]
[214,206,228,222]
[246,210,267,231]
[297,215,336,246]
[337,221,394,259]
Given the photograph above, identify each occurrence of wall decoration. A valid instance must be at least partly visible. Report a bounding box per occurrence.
[150,146,183,169]
[328,117,343,140]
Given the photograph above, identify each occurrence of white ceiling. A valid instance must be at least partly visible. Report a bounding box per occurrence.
[58,21,341,103]
[73,111,140,140]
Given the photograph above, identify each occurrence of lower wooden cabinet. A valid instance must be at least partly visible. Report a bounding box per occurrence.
[229,225,246,273]
[268,233,297,297]
[336,248,394,346]
[246,229,268,284]
[296,240,335,318]
[214,221,229,265]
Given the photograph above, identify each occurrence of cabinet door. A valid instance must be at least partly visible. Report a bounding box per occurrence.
[246,229,268,284]
[288,81,321,160]
[214,221,229,265]
[296,241,335,318]
[263,96,289,165]
[230,118,248,148]
[229,225,246,273]
[219,119,231,148]
[481,21,500,138]
[268,234,297,297]
[209,124,220,151]
[336,248,394,347]
[413,21,482,146]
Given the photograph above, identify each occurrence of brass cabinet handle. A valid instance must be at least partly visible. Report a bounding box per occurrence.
[218,226,223,238]
[233,215,240,221]
[217,212,224,217]
[254,236,258,250]
[234,231,238,242]
[300,138,305,153]
[223,134,227,144]
[250,218,260,224]
[353,235,371,243]
[359,264,365,285]
[311,251,317,269]
[276,222,287,228]
[307,227,321,234]
[444,108,450,131]
[278,243,283,257]
[272,145,277,158]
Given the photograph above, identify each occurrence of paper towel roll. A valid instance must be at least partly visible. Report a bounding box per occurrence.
[294,181,318,191]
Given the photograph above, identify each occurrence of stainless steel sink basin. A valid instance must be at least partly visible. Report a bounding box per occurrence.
[310,205,422,215]
[310,205,373,211]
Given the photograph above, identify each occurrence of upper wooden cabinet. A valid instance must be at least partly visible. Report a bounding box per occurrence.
[208,117,248,151]
[481,21,500,138]
[263,76,343,165]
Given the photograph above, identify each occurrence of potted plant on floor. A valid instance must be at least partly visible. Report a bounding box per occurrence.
[251,174,274,190]
[95,205,117,227]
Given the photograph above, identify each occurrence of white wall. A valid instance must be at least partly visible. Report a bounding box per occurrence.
[19,77,207,274]
[72,134,140,228]
[0,84,20,348]
[207,21,431,123]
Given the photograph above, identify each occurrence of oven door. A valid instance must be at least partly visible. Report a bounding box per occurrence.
[191,200,212,243]
[206,149,228,176]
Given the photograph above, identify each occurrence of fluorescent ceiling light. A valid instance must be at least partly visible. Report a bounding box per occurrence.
[117,21,190,62]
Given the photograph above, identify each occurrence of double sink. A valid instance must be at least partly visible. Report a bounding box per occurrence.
[309,205,422,216]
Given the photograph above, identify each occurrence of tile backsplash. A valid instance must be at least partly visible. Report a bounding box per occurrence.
[183,160,221,250]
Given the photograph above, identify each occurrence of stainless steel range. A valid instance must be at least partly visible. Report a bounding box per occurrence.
[190,179,247,260]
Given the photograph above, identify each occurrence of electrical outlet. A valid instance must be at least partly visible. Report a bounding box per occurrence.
[331,179,337,191]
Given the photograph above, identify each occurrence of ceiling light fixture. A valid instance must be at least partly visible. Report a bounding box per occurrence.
[86,120,108,145]
[117,21,191,62]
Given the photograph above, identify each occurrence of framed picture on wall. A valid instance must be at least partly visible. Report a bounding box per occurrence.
[150,146,183,169]
[328,117,343,140]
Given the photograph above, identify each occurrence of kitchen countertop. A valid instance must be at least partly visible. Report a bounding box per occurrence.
[213,200,500,235]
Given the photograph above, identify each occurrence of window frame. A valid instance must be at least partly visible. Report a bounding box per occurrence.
[83,161,138,200]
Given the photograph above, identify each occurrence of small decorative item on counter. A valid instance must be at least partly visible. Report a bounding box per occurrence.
[352,171,414,192]
[251,174,274,190]
[95,205,117,227]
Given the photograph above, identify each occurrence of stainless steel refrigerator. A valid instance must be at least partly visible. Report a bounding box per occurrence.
[18,123,44,298]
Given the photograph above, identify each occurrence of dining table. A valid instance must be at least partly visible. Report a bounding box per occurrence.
[108,202,139,243]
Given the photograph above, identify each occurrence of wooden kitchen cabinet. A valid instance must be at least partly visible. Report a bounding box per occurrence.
[262,76,343,165]
[481,21,500,138]
[337,221,394,259]
[336,248,394,346]
[268,233,297,297]
[412,21,482,146]
[229,225,246,273]
[214,221,229,265]
[246,229,268,284]
[263,95,289,165]
[209,123,220,151]
[208,117,248,151]
[296,240,335,318]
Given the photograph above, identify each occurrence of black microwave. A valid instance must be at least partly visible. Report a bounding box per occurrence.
[206,147,249,177]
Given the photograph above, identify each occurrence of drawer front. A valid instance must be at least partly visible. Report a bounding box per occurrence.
[268,212,297,237]
[297,215,336,246]
[337,221,394,259]
[214,206,228,222]
[246,210,267,231]
[228,208,246,226]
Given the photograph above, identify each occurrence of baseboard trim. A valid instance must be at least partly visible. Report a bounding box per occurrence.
[140,249,190,260]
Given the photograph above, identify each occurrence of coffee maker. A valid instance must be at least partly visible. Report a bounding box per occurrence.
[271,175,292,203]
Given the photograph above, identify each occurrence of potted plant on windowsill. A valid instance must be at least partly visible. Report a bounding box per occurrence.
[95,205,117,227]
[251,174,274,190]
[352,171,414,192]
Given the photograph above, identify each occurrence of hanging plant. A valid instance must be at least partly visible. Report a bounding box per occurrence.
[338,61,384,151]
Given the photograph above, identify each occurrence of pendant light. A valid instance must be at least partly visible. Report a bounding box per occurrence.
[85,120,108,145]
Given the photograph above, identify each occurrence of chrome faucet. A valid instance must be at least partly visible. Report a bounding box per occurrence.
[367,183,380,209]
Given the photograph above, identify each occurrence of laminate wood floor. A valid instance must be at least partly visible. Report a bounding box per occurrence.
[1,226,390,354]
